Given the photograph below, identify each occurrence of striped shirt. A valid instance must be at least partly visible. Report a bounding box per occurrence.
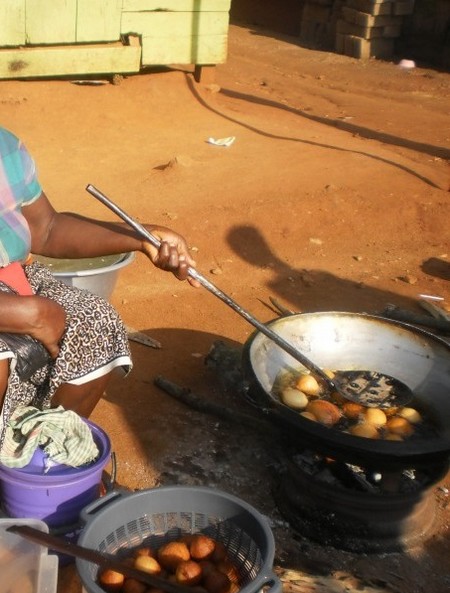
[0,128,42,266]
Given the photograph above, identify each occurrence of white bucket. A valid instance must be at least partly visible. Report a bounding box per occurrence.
[34,252,134,301]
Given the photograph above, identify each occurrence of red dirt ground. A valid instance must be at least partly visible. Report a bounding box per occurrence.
[0,22,449,593]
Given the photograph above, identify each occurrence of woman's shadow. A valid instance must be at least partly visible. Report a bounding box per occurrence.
[226,224,427,315]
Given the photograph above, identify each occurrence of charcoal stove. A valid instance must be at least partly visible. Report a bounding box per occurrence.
[238,312,450,553]
[273,446,448,553]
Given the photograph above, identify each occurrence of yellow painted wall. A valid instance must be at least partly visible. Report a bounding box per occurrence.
[0,0,231,77]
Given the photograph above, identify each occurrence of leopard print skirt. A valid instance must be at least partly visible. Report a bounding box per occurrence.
[0,262,132,443]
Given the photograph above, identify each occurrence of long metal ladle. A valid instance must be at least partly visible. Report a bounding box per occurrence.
[86,184,413,409]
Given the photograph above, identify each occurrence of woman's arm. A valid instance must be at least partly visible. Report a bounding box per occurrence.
[23,192,198,284]
[0,293,66,358]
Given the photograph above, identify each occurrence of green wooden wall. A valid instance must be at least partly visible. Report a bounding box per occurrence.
[0,0,123,45]
[121,7,230,65]
[0,0,231,78]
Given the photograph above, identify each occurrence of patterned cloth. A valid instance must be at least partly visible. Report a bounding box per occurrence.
[0,263,132,448]
[0,127,133,450]
[0,128,42,266]
[0,405,99,469]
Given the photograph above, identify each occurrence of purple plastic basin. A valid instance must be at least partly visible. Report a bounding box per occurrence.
[0,419,110,528]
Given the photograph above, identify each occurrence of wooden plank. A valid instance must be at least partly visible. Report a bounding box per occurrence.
[281,568,389,593]
[0,43,142,79]
[25,0,77,44]
[0,0,26,46]
[121,11,230,37]
[77,0,123,42]
[140,34,227,64]
[122,1,231,11]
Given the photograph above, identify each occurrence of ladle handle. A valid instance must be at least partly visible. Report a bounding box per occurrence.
[8,525,194,593]
[85,184,336,389]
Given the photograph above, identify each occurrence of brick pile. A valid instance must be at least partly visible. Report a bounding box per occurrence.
[335,0,416,58]
[300,0,345,50]
[299,0,416,59]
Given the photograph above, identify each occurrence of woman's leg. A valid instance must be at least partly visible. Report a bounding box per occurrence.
[51,372,112,418]
[24,264,132,415]
[0,358,9,413]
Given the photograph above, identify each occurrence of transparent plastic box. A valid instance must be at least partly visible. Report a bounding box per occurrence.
[0,518,58,593]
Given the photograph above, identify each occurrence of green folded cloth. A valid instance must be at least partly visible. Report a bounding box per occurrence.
[0,405,99,469]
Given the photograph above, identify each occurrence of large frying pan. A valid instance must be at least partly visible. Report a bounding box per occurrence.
[241,312,450,470]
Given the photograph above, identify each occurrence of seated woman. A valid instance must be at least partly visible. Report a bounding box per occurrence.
[0,126,198,447]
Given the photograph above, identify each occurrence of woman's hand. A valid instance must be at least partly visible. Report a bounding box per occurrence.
[141,226,200,287]
[29,297,67,359]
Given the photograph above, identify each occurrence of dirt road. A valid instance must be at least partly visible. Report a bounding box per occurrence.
[1,22,449,593]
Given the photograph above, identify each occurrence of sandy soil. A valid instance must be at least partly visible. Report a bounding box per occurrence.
[1,22,449,593]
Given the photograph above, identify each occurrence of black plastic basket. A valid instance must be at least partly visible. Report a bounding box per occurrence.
[77,486,281,593]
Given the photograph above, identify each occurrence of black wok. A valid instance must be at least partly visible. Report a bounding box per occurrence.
[242,312,450,470]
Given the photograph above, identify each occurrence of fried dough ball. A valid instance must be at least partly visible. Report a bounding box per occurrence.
[210,541,227,564]
[199,560,216,578]
[98,568,125,592]
[216,560,240,584]
[329,391,347,406]
[203,570,231,593]
[8,573,35,593]
[300,411,317,422]
[134,555,162,575]
[189,534,216,560]
[123,578,147,593]
[280,387,309,410]
[342,402,363,421]
[176,560,203,586]
[158,541,190,572]
[385,433,404,441]
[134,546,154,558]
[349,422,379,439]
[295,374,321,396]
[386,416,414,437]
[398,407,422,425]
[0,547,15,566]
[305,400,341,426]
[363,408,387,427]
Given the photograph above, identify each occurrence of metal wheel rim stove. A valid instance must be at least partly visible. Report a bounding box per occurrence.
[241,312,450,553]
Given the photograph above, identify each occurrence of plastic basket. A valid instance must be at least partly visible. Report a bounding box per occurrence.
[76,486,281,593]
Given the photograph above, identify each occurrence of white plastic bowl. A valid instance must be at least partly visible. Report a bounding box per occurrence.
[34,252,135,301]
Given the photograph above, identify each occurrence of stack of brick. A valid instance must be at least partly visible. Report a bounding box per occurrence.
[335,0,415,59]
[300,0,346,50]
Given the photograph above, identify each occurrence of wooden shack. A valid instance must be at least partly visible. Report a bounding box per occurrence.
[0,0,231,81]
